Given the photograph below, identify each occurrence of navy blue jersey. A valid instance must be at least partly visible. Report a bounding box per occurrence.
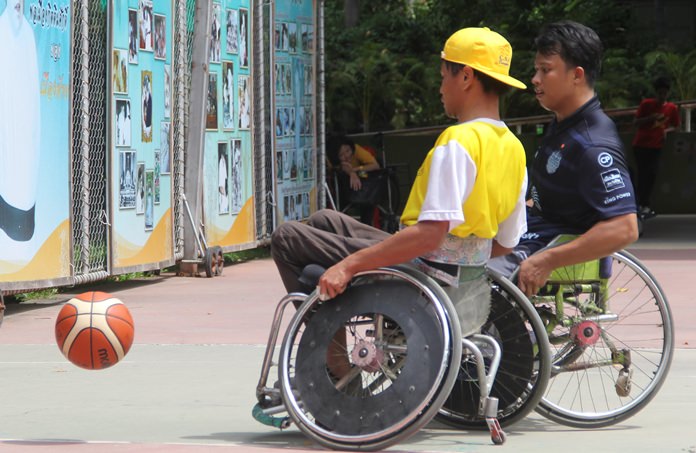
[528,97,636,233]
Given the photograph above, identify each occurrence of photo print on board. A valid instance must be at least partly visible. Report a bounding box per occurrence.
[206,72,218,130]
[141,70,153,142]
[230,138,242,214]
[160,121,171,174]
[154,149,161,204]
[164,64,171,118]
[274,22,281,51]
[114,99,132,147]
[119,150,136,209]
[154,14,166,60]
[136,162,145,214]
[218,141,229,214]
[222,61,234,130]
[139,0,153,52]
[209,3,221,64]
[226,8,238,54]
[145,170,154,230]
[237,75,250,130]
[238,8,249,68]
[128,9,138,63]
[112,48,128,94]
[288,22,297,54]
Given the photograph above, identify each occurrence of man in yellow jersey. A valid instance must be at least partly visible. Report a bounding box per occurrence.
[272,27,527,337]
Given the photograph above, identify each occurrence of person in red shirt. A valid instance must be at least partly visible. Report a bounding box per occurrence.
[631,76,680,217]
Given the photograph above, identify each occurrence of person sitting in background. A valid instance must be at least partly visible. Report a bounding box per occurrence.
[336,137,380,191]
[631,76,680,219]
[333,137,381,225]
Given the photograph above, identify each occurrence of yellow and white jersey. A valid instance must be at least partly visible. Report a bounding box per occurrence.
[401,118,527,265]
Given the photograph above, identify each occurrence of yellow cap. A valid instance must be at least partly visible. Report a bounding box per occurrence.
[441,27,526,90]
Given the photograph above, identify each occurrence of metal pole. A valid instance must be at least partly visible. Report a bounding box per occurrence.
[684,107,692,133]
[79,0,91,275]
[317,0,326,210]
[254,0,267,238]
[183,0,212,260]
[173,0,188,260]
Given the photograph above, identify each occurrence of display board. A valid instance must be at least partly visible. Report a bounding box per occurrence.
[201,0,256,248]
[272,0,317,224]
[0,0,72,284]
[108,0,174,271]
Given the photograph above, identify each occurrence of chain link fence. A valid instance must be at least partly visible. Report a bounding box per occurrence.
[71,0,109,284]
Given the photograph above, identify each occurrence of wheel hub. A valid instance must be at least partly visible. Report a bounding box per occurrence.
[570,320,601,347]
[351,339,384,373]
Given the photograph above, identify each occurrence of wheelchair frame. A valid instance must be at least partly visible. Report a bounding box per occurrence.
[252,265,545,450]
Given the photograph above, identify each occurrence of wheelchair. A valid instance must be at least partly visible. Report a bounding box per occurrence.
[252,264,551,451]
[437,235,674,430]
[529,236,674,428]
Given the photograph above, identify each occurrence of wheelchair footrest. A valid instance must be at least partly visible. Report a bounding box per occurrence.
[252,403,291,429]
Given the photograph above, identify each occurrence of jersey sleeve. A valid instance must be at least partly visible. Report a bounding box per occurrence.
[354,144,378,165]
[417,140,476,231]
[577,147,636,220]
[495,171,528,248]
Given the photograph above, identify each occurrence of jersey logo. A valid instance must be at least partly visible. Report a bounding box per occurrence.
[601,169,625,192]
[546,150,562,174]
[598,152,614,168]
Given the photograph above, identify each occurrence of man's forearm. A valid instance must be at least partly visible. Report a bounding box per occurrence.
[539,213,638,269]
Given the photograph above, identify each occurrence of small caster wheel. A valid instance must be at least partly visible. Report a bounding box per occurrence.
[492,430,507,445]
[204,248,214,278]
[486,417,506,445]
[214,246,224,276]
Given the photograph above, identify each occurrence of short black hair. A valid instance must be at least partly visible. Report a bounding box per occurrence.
[337,135,355,152]
[534,20,603,87]
[442,60,511,96]
[653,76,671,91]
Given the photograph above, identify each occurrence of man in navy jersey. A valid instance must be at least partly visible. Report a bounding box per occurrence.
[488,21,639,296]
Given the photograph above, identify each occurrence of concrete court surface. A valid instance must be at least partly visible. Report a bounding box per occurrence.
[0,215,695,453]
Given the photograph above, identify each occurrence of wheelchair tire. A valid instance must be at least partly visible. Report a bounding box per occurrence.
[436,271,551,429]
[278,266,462,451]
[535,250,674,428]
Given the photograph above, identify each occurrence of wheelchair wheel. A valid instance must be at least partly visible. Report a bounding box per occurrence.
[436,271,551,429]
[535,250,674,428]
[278,266,462,451]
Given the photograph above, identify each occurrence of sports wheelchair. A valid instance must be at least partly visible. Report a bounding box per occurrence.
[252,264,551,450]
[437,235,674,430]
[531,236,674,427]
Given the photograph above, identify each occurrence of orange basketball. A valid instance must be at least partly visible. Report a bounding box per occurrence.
[55,291,135,370]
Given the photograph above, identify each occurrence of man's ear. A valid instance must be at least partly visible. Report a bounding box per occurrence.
[461,65,474,85]
[573,66,586,84]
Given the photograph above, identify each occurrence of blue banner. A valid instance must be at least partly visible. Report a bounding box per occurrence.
[109,0,174,269]
[273,0,316,224]
[0,0,72,282]
[202,0,256,247]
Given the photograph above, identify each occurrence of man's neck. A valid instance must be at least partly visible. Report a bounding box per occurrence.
[555,89,595,122]
[456,93,501,123]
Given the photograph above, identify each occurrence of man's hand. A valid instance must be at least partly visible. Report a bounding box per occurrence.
[349,172,362,190]
[517,252,554,297]
[318,262,354,301]
[340,161,353,173]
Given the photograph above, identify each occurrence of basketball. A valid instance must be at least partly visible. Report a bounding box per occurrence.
[55,291,135,370]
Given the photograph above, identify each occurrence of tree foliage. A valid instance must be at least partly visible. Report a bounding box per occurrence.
[324,0,692,134]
